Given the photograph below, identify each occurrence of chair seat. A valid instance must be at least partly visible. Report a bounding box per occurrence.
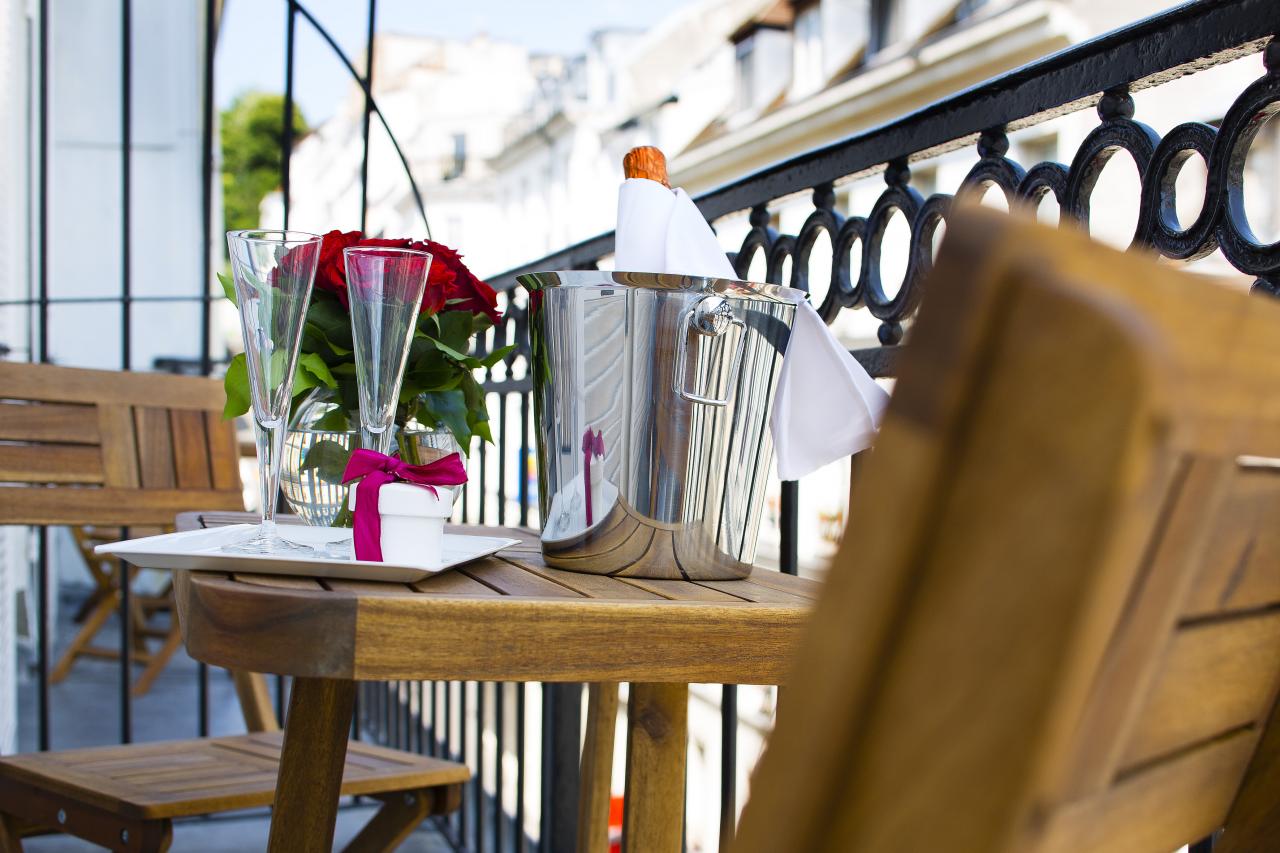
[0,732,469,821]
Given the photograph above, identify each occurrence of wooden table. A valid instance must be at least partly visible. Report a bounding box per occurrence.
[172,512,817,852]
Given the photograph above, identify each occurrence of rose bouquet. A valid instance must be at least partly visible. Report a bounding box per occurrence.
[221,230,511,457]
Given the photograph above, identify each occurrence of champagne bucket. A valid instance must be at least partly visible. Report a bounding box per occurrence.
[519,271,798,580]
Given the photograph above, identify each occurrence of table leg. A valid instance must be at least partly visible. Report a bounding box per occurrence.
[267,677,357,853]
[232,669,281,733]
[622,683,688,853]
[577,682,620,853]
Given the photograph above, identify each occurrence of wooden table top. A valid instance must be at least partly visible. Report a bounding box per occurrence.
[173,512,818,685]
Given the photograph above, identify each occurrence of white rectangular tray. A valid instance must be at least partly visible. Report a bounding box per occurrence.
[95,524,520,583]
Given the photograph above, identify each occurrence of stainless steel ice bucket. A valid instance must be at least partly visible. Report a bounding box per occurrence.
[519,270,798,580]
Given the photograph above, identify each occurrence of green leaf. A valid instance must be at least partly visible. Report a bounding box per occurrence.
[419,389,471,453]
[458,373,493,450]
[296,352,338,390]
[429,337,473,363]
[480,344,516,368]
[436,311,475,354]
[222,353,250,420]
[304,321,351,357]
[309,296,349,325]
[468,407,491,440]
[218,272,237,305]
[299,438,353,485]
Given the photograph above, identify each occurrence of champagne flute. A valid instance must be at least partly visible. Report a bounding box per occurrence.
[225,229,322,554]
[322,246,432,559]
[345,246,433,454]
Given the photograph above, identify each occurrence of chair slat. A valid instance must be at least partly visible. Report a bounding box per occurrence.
[0,733,468,820]
[1034,730,1256,853]
[0,487,243,526]
[1119,613,1280,772]
[96,403,141,488]
[0,360,226,409]
[133,407,176,489]
[1184,468,1280,618]
[204,411,240,491]
[0,401,99,444]
[169,408,212,490]
[0,444,103,484]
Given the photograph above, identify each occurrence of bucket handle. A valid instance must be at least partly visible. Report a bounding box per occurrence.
[673,296,746,407]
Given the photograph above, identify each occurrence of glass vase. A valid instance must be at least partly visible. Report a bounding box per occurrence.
[280,387,464,527]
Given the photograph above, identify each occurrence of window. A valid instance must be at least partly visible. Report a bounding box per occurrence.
[955,0,989,22]
[792,2,823,96]
[735,35,756,112]
[868,0,896,57]
[445,133,467,181]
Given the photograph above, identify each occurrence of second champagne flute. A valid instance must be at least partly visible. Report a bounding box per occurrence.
[325,246,432,559]
[345,246,433,454]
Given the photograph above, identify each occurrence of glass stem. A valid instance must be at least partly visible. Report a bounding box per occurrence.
[362,424,393,456]
[255,418,287,529]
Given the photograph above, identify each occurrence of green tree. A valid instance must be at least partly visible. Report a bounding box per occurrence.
[220,92,308,232]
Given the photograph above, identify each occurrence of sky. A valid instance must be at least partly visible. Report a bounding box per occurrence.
[216,0,694,125]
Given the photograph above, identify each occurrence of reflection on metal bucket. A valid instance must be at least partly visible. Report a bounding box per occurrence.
[520,271,797,580]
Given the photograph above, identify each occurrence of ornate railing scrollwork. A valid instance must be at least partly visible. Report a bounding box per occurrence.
[714,37,1280,355]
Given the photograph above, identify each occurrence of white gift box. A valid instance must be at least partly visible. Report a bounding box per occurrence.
[349,482,454,567]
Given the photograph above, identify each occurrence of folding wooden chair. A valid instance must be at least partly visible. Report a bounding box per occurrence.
[51,525,181,696]
[731,208,1280,852]
[0,362,467,852]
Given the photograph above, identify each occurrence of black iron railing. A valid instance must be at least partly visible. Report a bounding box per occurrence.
[14,1,1280,852]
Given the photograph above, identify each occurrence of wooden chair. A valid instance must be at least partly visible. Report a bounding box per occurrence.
[51,525,182,696]
[730,208,1280,853]
[0,362,467,852]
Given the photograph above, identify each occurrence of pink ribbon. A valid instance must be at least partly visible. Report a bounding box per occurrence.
[582,428,604,526]
[341,448,467,562]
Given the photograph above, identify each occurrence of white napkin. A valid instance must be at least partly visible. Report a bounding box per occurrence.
[615,178,889,480]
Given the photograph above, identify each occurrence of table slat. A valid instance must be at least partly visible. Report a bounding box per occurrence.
[232,573,325,591]
[503,555,664,601]
[322,578,416,597]
[409,570,501,596]
[693,578,815,605]
[462,558,584,598]
[621,577,749,603]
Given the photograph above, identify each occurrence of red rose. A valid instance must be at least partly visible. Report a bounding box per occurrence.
[307,231,499,324]
[410,239,502,324]
[313,229,364,307]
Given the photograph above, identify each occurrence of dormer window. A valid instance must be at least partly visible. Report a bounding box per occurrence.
[792,0,823,97]
[730,2,795,112]
[868,0,898,57]
[735,35,757,112]
[444,133,467,181]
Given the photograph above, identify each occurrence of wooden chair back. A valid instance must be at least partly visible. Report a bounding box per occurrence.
[733,208,1280,853]
[0,362,243,526]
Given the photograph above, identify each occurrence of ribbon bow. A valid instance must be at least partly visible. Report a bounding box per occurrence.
[342,448,467,562]
[582,428,604,526]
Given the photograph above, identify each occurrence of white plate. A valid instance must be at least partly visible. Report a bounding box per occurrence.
[95,524,521,583]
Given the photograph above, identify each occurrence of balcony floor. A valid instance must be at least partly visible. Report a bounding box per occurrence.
[16,584,453,852]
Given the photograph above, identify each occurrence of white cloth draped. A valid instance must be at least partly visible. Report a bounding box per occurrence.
[615,178,888,480]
